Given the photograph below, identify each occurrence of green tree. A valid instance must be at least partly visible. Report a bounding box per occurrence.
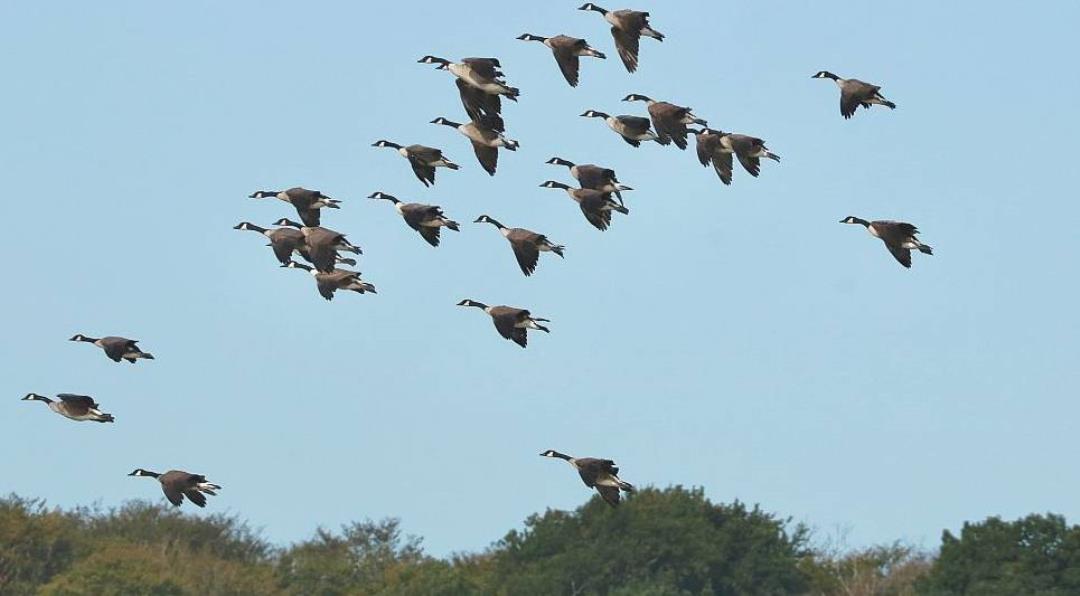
[917,513,1080,595]
[486,486,811,595]
[0,496,80,595]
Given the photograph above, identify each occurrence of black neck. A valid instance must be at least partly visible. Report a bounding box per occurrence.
[548,451,572,461]
[250,190,279,198]
[240,223,268,233]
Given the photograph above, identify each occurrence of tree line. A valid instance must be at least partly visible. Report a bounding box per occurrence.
[2,486,1077,595]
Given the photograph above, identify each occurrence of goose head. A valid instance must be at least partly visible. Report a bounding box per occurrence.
[539,180,572,190]
[22,392,49,402]
[456,299,488,309]
[621,93,653,103]
[69,334,94,342]
[812,70,839,80]
[367,191,400,203]
[580,110,609,119]
[372,140,403,149]
[418,55,451,70]
[546,157,575,167]
[127,468,159,478]
[430,117,462,128]
[577,3,607,14]
[540,449,572,460]
[840,216,870,227]
[517,33,547,43]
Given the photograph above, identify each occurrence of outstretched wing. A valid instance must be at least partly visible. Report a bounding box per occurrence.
[610,26,641,73]
[457,78,501,120]
[470,141,499,176]
[510,241,540,276]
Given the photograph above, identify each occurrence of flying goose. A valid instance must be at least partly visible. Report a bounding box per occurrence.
[539,181,629,231]
[128,468,221,508]
[372,140,460,187]
[580,110,658,147]
[812,71,897,119]
[540,449,635,506]
[430,116,519,176]
[284,261,376,300]
[418,56,519,122]
[689,128,780,183]
[273,218,362,273]
[474,215,564,276]
[233,222,357,267]
[622,94,706,150]
[456,299,550,348]
[368,192,459,247]
[516,33,606,87]
[577,4,663,73]
[69,334,154,364]
[840,216,933,268]
[546,157,632,204]
[22,393,114,423]
[248,187,340,227]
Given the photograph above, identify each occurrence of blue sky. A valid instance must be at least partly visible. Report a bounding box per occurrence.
[3,1,1078,556]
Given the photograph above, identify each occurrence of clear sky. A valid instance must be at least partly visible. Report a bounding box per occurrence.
[3,1,1079,556]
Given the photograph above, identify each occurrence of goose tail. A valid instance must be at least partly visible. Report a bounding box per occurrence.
[444,220,460,232]
[918,243,933,255]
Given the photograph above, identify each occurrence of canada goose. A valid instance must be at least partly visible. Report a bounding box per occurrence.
[283,261,376,300]
[233,222,357,267]
[539,181,629,231]
[69,334,154,364]
[474,215,564,276]
[248,187,341,227]
[546,157,632,204]
[516,34,605,87]
[840,216,933,268]
[22,393,114,423]
[430,116,519,176]
[372,140,460,187]
[622,94,706,150]
[418,56,519,121]
[272,218,362,273]
[580,110,657,147]
[368,192,459,247]
[689,128,780,183]
[128,468,221,508]
[456,299,550,348]
[812,71,897,119]
[577,4,663,73]
[540,449,635,506]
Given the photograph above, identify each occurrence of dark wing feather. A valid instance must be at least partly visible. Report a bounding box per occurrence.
[295,205,321,227]
[462,57,501,80]
[161,483,184,507]
[884,242,913,268]
[471,141,499,176]
[456,78,501,120]
[407,156,436,187]
[315,278,337,300]
[99,338,128,362]
[551,46,581,87]
[183,489,207,508]
[416,225,441,247]
[57,394,97,408]
[735,153,761,177]
[840,81,877,119]
[714,151,734,185]
[582,207,611,231]
[610,26,641,73]
[596,485,622,507]
[510,241,540,276]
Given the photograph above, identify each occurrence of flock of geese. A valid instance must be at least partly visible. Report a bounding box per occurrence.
[24,4,932,509]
